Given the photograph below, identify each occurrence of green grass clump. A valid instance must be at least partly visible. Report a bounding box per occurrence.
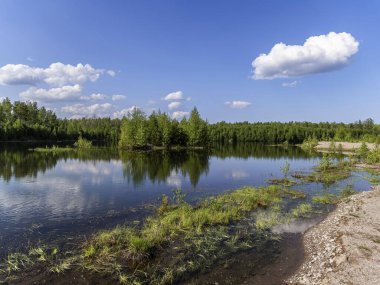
[296,170,351,185]
[312,193,339,204]
[267,178,298,187]
[290,203,313,218]
[283,189,306,199]
[340,184,357,198]
[255,209,281,230]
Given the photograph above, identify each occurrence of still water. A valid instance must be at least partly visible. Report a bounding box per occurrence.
[0,144,372,257]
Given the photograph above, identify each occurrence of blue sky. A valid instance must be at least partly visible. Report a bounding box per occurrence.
[0,0,379,123]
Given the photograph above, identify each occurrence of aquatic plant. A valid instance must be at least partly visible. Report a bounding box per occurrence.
[78,185,284,283]
[312,193,338,204]
[290,203,313,218]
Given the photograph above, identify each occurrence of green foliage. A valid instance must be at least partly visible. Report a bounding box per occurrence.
[300,137,318,151]
[357,142,370,159]
[318,154,333,171]
[74,137,93,148]
[172,188,186,204]
[281,161,290,179]
[0,98,121,142]
[365,148,380,164]
[118,107,208,149]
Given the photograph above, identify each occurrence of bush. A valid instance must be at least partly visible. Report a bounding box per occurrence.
[74,137,93,148]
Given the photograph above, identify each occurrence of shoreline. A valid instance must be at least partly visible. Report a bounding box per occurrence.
[314,141,376,151]
[287,185,380,285]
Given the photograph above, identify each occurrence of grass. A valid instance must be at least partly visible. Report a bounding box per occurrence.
[283,189,306,199]
[312,193,339,204]
[312,184,357,205]
[290,203,313,218]
[84,185,283,257]
[267,178,298,187]
[76,186,285,283]
[33,145,74,153]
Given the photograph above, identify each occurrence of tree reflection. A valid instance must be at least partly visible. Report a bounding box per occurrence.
[120,150,209,187]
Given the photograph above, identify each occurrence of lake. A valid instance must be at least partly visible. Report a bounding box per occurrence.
[0,143,375,283]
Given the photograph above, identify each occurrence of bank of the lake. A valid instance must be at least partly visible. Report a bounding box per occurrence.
[315,141,377,151]
[288,184,380,285]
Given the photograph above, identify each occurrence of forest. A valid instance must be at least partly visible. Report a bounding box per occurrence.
[1,98,380,146]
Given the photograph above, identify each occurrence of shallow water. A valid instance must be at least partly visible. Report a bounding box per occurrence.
[0,143,375,281]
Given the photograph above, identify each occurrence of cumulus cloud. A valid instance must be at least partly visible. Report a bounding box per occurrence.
[80,93,108,101]
[225,101,251,109]
[113,106,138,118]
[0,62,111,86]
[164,91,184,101]
[0,97,6,102]
[112,94,127,101]
[282,80,299,88]
[252,32,359,79]
[20,84,82,102]
[168,101,181,110]
[61,103,113,117]
[172,111,190,120]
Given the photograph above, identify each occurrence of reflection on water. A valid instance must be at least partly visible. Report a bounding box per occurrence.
[0,143,340,255]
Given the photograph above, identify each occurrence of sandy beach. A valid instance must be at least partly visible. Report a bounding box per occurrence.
[287,185,380,285]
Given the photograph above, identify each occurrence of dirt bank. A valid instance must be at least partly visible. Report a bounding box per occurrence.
[315,141,376,151]
[287,185,380,285]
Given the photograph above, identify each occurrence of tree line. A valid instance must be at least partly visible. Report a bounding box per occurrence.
[0,98,121,142]
[1,98,379,146]
[208,119,380,144]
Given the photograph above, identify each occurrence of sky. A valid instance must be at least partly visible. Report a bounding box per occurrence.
[0,0,379,123]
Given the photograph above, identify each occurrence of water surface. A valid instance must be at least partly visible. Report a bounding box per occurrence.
[0,144,373,257]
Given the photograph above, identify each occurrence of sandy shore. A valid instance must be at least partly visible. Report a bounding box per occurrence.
[287,185,380,285]
[315,141,376,151]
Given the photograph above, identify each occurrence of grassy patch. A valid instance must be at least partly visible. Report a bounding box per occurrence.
[76,186,285,283]
[33,146,74,153]
[267,178,298,187]
[290,203,313,218]
[283,189,306,199]
[293,169,351,185]
[312,193,339,204]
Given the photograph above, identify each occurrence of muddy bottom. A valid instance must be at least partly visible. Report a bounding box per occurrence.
[183,233,304,285]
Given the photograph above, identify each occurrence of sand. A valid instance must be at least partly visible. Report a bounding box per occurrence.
[287,185,380,285]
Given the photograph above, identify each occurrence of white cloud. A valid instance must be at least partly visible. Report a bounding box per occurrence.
[113,106,138,118]
[0,64,45,85]
[282,80,299,88]
[0,62,109,86]
[61,103,113,117]
[80,93,108,101]
[112,94,127,101]
[20,84,82,102]
[172,111,190,120]
[107,70,116,77]
[225,101,251,109]
[164,91,184,101]
[252,32,359,79]
[168,101,181,110]
[0,97,6,102]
